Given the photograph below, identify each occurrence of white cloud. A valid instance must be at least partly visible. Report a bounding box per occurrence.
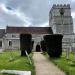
[71,12,75,18]
[0,3,8,13]
[30,22,49,27]
[72,0,75,2]
[40,22,49,27]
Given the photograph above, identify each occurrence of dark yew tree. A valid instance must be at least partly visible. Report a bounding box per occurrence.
[44,34,63,58]
[40,40,46,52]
[20,34,32,56]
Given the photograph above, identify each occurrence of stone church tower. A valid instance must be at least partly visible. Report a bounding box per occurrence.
[49,4,75,51]
[49,4,73,34]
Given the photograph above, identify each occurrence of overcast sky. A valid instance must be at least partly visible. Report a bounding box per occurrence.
[0,0,75,32]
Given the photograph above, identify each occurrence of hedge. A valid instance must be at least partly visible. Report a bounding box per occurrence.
[44,34,63,57]
[40,40,46,52]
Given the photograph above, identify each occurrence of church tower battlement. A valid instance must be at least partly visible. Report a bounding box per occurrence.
[52,4,70,9]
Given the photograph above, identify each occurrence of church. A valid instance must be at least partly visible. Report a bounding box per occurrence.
[0,4,75,51]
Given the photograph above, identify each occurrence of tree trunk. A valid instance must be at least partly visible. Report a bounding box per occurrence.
[21,50,26,56]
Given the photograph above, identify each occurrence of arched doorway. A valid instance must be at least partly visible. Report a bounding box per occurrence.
[32,34,43,52]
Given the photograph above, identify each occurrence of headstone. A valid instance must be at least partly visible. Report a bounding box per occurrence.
[72,43,75,61]
[72,47,75,62]
[0,70,31,75]
[66,47,70,60]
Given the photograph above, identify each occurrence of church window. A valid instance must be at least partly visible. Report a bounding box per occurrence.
[12,34,16,38]
[0,41,2,47]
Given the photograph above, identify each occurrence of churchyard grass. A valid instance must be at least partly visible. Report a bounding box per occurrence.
[42,51,75,75]
[0,50,35,75]
[50,52,75,75]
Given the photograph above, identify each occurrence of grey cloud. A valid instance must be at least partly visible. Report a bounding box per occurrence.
[4,0,49,26]
[0,0,73,28]
[5,0,71,25]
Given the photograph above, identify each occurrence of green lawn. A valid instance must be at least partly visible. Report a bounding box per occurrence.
[0,50,35,75]
[50,52,75,75]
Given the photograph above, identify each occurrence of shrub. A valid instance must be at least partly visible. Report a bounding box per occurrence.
[44,34,63,57]
[40,40,46,52]
[20,34,32,56]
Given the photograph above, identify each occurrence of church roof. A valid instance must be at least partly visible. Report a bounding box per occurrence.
[6,26,53,34]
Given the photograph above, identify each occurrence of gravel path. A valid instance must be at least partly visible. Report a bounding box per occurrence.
[33,52,66,75]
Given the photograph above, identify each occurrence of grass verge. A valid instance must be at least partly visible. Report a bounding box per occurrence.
[0,50,35,75]
[43,52,75,75]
